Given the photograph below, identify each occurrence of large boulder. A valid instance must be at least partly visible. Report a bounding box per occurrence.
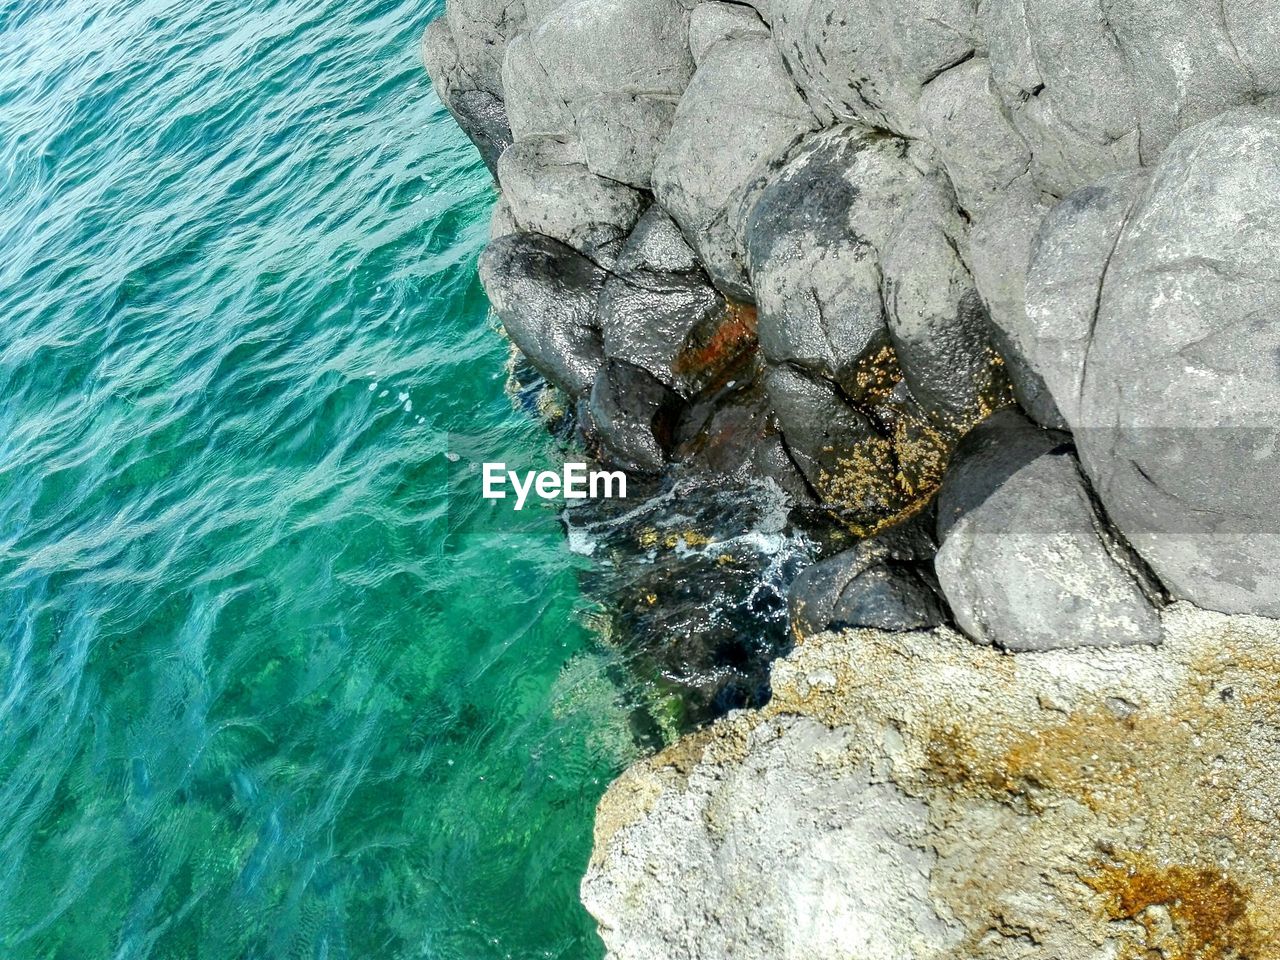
[980,0,1266,196]
[585,605,1280,960]
[479,233,607,396]
[652,33,818,299]
[746,125,1004,426]
[598,207,730,393]
[935,410,1161,652]
[1077,107,1280,618]
[745,126,917,393]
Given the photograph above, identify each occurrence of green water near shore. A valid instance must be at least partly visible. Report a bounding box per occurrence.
[0,1,629,956]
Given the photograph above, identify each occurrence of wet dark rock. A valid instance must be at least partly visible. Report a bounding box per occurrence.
[479,232,606,397]
[935,409,1162,651]
[445,89,514,176]
[566,477,813,731]
[583,360,687,475]
[788,526,946,639]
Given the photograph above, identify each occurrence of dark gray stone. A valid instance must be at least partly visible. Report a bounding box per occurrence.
[585,360,687,474]
[479,233,607,397]
[788,530,946,638]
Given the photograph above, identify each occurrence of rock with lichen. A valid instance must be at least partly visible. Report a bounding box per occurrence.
[583,603,1280,959]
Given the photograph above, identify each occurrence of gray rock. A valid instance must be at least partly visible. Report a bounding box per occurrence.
[422,18,514,175]
[687,2,770,66]
[479,233,607,396]
[501,0,694,186]
[585,360,686,474]
[653,34,818,299]
[1024,171,1146,426]
[489,197,518,241]
[745,126,916,393]
[1077,108,1280,618]
[599,270,725,393]
[789,529,945,638]
[766,0,977,136]
[747,125,1002,427]
[916,57,1032,217]
[764,364,882,507]
[496,136,646,263]
[577,95,677,188]
[501,33,577,142]
[934,410,1161,652]
[432,0,562,98]
[615,204,701,275]
[881,172,1005,425]
[967,188,1064,427]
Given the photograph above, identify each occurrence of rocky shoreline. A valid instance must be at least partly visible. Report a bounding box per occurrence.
[424,1,1280,955]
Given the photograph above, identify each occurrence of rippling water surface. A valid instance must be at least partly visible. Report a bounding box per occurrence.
[0,1,633,956]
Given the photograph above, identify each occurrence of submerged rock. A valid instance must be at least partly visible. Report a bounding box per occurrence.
[566,477,813,733]
[584,603,1280,959]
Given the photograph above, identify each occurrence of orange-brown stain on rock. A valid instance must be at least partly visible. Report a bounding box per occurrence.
[674,300,757,390]
[1086,855,1263,960]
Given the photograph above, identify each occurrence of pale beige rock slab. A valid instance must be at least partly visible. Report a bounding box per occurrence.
[583,602,1280,960]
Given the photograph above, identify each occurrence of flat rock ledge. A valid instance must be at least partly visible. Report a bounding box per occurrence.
[582,602,1280,960]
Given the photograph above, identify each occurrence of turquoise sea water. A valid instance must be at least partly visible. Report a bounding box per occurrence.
[0,1,634,957]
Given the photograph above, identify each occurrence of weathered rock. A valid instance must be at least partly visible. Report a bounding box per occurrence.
[652,33,818,299]
[881,172,1007,426]
[788,530,945,639]
[422,18,514,175]
[764,365,874,492]
[687,2,770,66]
[576,95,677,188]
[980,0,1267,195]
[916,56,1032,217]
[1077,107,1280,618]
[745,126,914,391]
[496,136,646,263]
[967,187,1063,427]
[1024,171,1146,426]
[766,0,977,136]
[479,233,606,396]
[500,0,694,185]
[585,603,1280,959]
[584,360,686,474]
[935,409,1161,651]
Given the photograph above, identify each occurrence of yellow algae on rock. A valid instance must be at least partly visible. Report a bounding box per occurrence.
[583,603,1280,960]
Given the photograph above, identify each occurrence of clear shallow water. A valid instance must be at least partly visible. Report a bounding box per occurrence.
[0,1,633,956]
